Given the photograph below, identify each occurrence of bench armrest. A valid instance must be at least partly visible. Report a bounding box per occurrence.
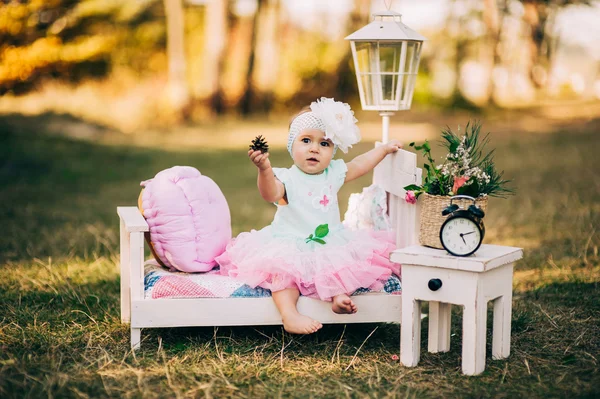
[118,206,148,323]
[117,206,149,232]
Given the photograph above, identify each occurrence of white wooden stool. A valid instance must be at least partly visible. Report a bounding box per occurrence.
[390,244,523,375]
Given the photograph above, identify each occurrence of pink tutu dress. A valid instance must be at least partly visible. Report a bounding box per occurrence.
[215,159,399,301]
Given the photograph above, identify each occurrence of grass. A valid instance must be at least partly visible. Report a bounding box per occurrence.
[0,112,599,398]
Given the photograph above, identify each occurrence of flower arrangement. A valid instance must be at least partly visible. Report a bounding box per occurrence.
[310,97,361,153]
[403,121,513,200]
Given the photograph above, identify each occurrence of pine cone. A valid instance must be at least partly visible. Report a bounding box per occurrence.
[249,135,269,153]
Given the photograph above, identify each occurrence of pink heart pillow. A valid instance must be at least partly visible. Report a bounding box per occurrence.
[140,166,231,272]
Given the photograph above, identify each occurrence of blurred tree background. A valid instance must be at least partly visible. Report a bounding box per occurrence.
[0,0,598,130]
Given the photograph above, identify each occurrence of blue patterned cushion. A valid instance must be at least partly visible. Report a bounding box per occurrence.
[143,260,401,299]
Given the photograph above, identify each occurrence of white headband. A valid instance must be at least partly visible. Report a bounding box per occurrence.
[287,112,331,156]
[287,98,361,156]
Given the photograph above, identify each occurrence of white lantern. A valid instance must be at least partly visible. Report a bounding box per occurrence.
[345,11,426,142]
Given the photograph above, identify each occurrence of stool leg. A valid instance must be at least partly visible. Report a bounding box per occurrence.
[492,293,512,359]
[428,302,451,353]
[401,299,421,367]
[462,301,487,375]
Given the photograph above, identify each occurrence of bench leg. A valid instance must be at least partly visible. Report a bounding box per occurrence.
[120,219,131,323]
[401,298,422,367]
[462,301,487,375]
[131,327,141,351]
[492,293,512,359]
[428,302,451,353]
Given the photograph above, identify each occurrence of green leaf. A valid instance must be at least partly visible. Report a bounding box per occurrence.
[312,238,326,245]
[308,234,313,239]
[459,180,479,197]
[403,184,421,191]
[422,141,431,152]
[423,164,430,171]
[314,224,329,238]
[423,179,442,196]
[409,142,415,147]
[449,141,459,153]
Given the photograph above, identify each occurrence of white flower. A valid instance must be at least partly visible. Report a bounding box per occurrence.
[310,97,361,153]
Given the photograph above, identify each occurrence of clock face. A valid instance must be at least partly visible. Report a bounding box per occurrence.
[440,216,482,256]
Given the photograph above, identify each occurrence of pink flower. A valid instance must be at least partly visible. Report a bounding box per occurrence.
[312,187,333,212]
[405,191,417,204]
[452,176,469,193]
[391,354,399,361]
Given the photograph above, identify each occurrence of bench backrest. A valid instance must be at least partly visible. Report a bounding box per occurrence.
[373,148,422,248]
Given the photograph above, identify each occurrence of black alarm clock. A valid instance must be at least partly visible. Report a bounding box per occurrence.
[439,195,485,257]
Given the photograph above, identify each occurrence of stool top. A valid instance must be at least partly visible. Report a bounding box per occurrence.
[390,244,523,272]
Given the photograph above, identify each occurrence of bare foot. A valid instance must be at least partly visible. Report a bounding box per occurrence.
[332,294,357,314]
[281,312,323,334]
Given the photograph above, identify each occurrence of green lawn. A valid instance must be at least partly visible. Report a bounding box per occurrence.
[0,113,598,398]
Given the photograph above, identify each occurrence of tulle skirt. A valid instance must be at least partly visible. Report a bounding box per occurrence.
[215,226,399,301]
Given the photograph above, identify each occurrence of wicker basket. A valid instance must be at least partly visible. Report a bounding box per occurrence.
[419,193,489,249]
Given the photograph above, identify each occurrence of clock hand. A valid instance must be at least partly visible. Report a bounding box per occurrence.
[459,233,466,245]
[463,231,476,236]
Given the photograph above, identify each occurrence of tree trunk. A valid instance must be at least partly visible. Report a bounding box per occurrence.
[522,1,542,87]
[200,0,229,113]
[482,0,505,104]
[164,0,190,115]
[219,9,255,110]
[244,0,281,114]
[333,0,371,103]
[239,0,263,115]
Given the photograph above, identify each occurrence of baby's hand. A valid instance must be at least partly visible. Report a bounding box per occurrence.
[383,140,403,154]
[248,149,272,171]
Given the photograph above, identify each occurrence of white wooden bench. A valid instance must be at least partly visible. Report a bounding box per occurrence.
[118,149,422,350]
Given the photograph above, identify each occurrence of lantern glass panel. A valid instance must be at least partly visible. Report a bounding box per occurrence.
[352,39,422,111]
[400,41,421,108]
[379,43,402,107]
[354,42,377,106]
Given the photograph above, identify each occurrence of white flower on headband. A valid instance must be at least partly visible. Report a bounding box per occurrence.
[309,97,361,153]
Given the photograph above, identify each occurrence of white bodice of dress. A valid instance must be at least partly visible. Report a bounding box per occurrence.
[271,159,347,239]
